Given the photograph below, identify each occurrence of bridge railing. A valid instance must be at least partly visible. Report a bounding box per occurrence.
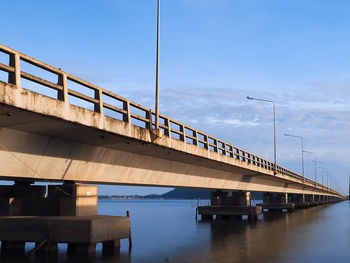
[0,44,339,195]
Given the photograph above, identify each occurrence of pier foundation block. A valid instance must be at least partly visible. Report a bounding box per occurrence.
[288,194,310,209]
[257,192,295,212]
[198,190,261,220]
[0,182,130,255]
[1,241,25,254]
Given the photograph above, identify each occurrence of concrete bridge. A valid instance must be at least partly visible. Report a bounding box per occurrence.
[0,43,344,198]
[0,43,345,254]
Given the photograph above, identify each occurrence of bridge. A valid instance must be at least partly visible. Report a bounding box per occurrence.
[0,43,345,254]
[0,43,344,198]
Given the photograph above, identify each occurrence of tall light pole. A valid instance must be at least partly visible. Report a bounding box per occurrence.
[326,170,331,189]
[155,0,160,130]
[313,160,324,189]
[349,172,350,199]
[285,133,304,181]
[318,165,327,189]
[305,150,317,186]
[247,96,277,174]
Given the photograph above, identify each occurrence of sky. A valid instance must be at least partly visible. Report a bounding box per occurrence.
[1,0,350,195]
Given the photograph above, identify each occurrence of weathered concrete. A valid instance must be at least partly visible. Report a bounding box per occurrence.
[102,240,121,253]
[257,203,295,212]
[0,79,344,199]
[0,183,98,217]
[0,215,130,253]
[305,194,314,204]
[198,206,262,220]
[0,182,130,255]
[1,241,25,254]
[0,183,47,216]
[258,193,295,212]
[48,183,98,216]
[198,190,261,220]
[0,43,345,201]
[34,241,58,254]
[288,194,310,209]
[211,191,250,206]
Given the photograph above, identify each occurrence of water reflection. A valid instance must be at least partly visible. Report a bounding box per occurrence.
[195,204,344,263]
[0,201,349,263]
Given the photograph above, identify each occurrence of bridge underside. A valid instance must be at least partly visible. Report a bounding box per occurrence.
[0,81,343,198]
[0,104,336,196]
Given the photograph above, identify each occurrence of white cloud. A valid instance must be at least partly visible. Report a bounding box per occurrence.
[205,116,259,127]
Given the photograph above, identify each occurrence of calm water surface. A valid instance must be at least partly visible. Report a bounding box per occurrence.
[2,200,350,263]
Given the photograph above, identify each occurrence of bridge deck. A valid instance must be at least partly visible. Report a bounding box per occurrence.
[0,43,344,199]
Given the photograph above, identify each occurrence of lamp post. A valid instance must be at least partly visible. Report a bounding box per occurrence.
[326,170,331,189]
[285,133,304,181]
[313,160,322,183]
[155,0,160,130]
[318,165,327,189]
[304,150,317,186]
[247,96,277,174]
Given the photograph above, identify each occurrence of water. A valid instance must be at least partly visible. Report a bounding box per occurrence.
[2,200,350,263]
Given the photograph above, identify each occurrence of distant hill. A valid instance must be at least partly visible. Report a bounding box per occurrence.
[160,188,211,199]
[144,188,263,200]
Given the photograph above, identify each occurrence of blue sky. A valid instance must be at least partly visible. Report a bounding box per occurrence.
[1,0,350,195]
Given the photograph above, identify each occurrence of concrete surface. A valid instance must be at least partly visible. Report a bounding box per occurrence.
[0,215,130,244]
[0,43,344,199]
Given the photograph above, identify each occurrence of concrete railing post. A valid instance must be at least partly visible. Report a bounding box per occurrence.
[57,73,68,102]
[8,53,21,88]
[194,131,198,146]
[165,118,171,137]
[222,143,226,155]
[180,125,185,142]
[247,153,251,164]
[146,109,153,129]
[94,89,103,114]
[214,139,218,152]
[204,135,209,150]
[123,101,130,123]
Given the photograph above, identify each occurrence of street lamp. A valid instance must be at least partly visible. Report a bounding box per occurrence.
[326,170,331,189]
[318,165,327,189]
[285,133,304,181]
[247,96,277,174]
[155,0,160,130]
[304,150,317,186]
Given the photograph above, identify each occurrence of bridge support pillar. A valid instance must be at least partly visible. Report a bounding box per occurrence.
[319,195,325,204]
[0,182,130,256]
[198,190,261,221]
[68,243,96,254]
[48,182,98,216]
[1,241,25,254]
[305,194,316,206]
[0,182,47,216]
[257,192,295,212]
[210,190,250,206]
[288,194,310,209]
[325,196,330,203]
[102,240,121,254]
[314,195,320,205]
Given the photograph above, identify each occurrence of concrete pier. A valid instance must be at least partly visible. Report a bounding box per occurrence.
[257,193,295,212]
[288,194,310,209]
[198,191,262,220]
[314,195,321,206]
[0,215,129,254]
[198,205,262,220]
[305,194,316,206]
[0,182,131,255]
